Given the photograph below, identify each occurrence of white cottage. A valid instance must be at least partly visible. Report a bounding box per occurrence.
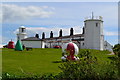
[16,15,113,51]
[17,26,45,48]
[21,37,45,48]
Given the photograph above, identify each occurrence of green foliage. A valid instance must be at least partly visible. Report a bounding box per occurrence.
[2,48,119,79]
[2,73,56,80]
[113,44,120,57]
[58,50,119,80]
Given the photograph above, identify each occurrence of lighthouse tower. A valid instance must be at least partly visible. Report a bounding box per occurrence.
[84,13,104,50]
[17,26,27,41]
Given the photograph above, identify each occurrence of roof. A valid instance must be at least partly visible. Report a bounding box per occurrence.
[19,26,26,28]
[21,37,41,41]
[42,34,84,40]
[21,34,84,41]
[84,19,103,22]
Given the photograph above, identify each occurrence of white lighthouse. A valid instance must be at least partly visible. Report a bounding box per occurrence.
[17,26,27,41]
[84,13,104,50]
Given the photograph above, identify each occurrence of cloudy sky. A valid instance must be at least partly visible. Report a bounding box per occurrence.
[1,2,118,47]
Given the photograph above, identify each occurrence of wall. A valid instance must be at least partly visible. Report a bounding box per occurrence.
[22,41,42,48]
[84,19,104,50]
[104,41,113,52]
[17,33,27,41]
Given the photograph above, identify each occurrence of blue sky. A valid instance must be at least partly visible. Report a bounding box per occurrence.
[1,2,118,47]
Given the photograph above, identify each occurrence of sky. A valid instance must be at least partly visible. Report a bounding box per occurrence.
[0,2,118,48]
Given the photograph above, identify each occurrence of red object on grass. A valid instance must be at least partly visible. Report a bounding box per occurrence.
[7,40,15,49]
[66,43,75,60]
[53,45,61,48]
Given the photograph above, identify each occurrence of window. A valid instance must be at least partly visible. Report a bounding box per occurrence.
[22,28,24,32]
[83,43,84,46]
[96,23,98,27]
[85,23,86,26]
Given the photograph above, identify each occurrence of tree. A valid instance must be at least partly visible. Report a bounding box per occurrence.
[113,44,120,57]
[113,44,120,78]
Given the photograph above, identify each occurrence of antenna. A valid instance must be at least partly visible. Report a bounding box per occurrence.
[92,12,94,19]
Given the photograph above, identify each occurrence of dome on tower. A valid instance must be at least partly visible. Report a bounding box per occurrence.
[19,26,25,28]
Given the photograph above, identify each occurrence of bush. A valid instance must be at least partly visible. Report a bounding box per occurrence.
[113,44,120,57]
[58,50,118,80]
[2,73,56,80]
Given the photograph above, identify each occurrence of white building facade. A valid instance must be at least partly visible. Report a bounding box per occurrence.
[84,17,104,50]
[21,37,45,48]
[17,26,27,41]
[16,16,113,51]
[17,26,45,48]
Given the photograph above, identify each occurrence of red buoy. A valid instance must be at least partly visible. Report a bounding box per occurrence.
[7,40,15,49]
[66,43,75,60]
[61,42,79,61]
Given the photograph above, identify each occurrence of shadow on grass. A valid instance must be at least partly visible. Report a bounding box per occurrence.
[52,61,63,63]
[108,56,118,61]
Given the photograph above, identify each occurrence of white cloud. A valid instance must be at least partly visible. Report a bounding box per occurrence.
[1,36,9,44]
[105,31,118,36]
[0,36,2,44]
[0,36,4,48]
[2,4,55,22]
[0,3,2,23]
[0,44,4,48]
[14,26,83,38]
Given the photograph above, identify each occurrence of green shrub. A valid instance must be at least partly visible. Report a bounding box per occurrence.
[58,50,119,80]
[113,44,120,57]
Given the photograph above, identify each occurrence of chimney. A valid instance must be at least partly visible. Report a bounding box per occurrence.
[70,28,74,36]
[42,32,45,39]
[82,27,85,34]
[50,31,53,38]
[35,34,39,38]
[59,29,62,37]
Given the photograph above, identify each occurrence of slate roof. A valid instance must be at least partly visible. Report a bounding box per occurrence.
[21,37,41,41]
[42,34,84,40]
[21,34,84,41]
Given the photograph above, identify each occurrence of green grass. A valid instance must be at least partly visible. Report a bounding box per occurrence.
[80,49,115,63]
[2,48,62,76]
[2,48,116,77]
[78,49,117,74]
[0,49,2,77]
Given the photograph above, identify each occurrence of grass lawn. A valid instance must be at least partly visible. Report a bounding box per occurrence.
[79,49,117,74]
[2,48,117,77]
[2,48,62,76]
[0,49,2,77]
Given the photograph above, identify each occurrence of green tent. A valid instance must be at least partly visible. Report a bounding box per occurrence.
[15,40,23,51]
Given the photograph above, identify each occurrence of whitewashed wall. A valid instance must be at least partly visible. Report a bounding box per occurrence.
[104,41,113,52]
[22,41,44,48]
[84,19,104,50]
[17,34,27,41]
